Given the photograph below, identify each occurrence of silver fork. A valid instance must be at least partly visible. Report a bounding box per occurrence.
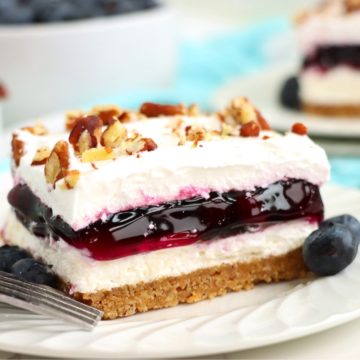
[0,272,103,330]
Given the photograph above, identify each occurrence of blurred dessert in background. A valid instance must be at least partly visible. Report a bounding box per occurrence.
[297,0,360,117]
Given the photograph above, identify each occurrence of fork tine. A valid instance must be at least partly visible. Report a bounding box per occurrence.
[0,272,99,315]
[0,273,103,330]
[0,277,97,317]
[0,283,98,321]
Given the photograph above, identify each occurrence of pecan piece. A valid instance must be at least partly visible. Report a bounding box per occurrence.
[91,105,122,125]
[81,147,115,162]
[64,170,80,189]
[345,0,360,13]
[101,119,127,148]
[65,111,84,131]
[22,123,48,136]
[68,115,103,155]
[291,122,308,135]
[124,137,158,155]
[240,121,260,137]
[31,146,51,166]
[11,134,25,167]
[185,125,206,147]
[44,141,70,186]
[139,102,185,117]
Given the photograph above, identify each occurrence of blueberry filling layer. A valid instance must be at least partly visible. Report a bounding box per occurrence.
[8,179,324,261]
[303,45,360,71]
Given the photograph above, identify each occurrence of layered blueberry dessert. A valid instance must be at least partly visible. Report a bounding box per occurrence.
[296,0,360,117]
[3,98,330,319]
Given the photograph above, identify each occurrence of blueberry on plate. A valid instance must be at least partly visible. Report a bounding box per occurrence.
[303,222,358,276]
[11,258,59,288]
[321,214,360,244]
[0,245,31,272]
[279,76,300,111]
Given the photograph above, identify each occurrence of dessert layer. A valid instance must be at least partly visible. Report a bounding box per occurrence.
[297,3,360,53]
[302,102,360,117]
[8,179,324,261]
[302,45,360,72]
[13,117,329,231]
[4,212,317,293]
[74,248,309,319]
[300,67,360,105]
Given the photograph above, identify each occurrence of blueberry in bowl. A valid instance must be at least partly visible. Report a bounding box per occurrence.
[0,0,159,24]
[303,215,360,276]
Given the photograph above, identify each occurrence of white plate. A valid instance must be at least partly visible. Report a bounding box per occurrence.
[0,170,360,358]
[212,63,360,138]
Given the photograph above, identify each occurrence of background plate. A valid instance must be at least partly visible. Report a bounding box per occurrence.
[212,63,360,139]
[1,172,360,358]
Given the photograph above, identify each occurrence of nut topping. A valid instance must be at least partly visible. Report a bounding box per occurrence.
[81,147,115,162]
[63,170,81,189]
[123,137,158,155]
[91,105,122,125]
[11,135,25,167]
[240,121,260,137]
[68,115,103,154]
[345,0,360,12]
[44,141,70,186]
[22,123,48,136]
[101,119,127,148]
[291,122,308,135]
[31,146,51,166]
[139,102,185,117]
[65,111,84,131]
[224,97,271,130]
[185,125,206,146]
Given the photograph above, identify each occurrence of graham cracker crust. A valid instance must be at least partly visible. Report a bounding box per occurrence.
[73,248,310,320]
[302,102,360,117]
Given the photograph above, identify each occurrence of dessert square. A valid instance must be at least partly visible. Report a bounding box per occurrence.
[296,0,360,117]
[3,98,330,319]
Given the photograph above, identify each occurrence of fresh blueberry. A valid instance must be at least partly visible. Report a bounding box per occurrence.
[0,246,31,272]
[321,214,360,244]
[303,223,358,276]
[11,258,59,288]
[279,76,300,111]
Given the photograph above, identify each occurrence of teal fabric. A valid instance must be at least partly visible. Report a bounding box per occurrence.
[1,18,359,189]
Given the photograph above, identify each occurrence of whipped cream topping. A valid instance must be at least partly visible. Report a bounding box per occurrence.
[4,212,317,293]
[13,115,330,231]
[297,1,360,53]
[300,66,360,104]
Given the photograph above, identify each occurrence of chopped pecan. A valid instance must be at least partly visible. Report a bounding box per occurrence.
[31,146,51,166]
[187,103,200,117]
[65,111,84,131]
[124,137,158,155]
[11,134,25,167]
[22,123,48,136]
[44,141,70,186]
[344,0,360,12]
[185,125,206,146]
[68,115,103,155]
[64,170,80,189]
[91,105,122,125]
[291,122,308,135]
[139,102,185,117]
[81,147,115,162]
[101,119,127,148]
[240,121,260,137]
[226,97,271,130]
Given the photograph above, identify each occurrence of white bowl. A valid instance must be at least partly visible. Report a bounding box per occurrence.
[0,5,177,126]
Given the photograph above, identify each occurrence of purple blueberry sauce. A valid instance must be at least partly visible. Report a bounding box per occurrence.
[8,179,324,261]
[303,45,360,72]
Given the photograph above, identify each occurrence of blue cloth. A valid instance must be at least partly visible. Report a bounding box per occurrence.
[1,18,359,189]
